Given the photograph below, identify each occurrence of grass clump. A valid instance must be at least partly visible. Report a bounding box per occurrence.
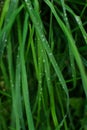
[0,0,87,130]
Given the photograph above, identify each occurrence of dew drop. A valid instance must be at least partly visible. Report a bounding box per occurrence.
[25,1,32,10]
[49,53,52,56]
[12,84,14,88]
[59,78,62,83]
[41,35,46,42]
[72,74,74,78]
[42,38,45,42]
[17,54,19,59]
[40,87,42,92]
[41,49,43,53]
[48,78,50,81]
[5,39,7,42]
[29,6,32,10]
[41,34,44,38]
[43,59,45,63]
[10,80,14,88]
[47,44,50,48]
[39,80,42,84]
[75,16,81,25]
[40,72,42,76]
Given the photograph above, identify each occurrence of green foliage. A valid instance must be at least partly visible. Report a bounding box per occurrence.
[0,0,87,130]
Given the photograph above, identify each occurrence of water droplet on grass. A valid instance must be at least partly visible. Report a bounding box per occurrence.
[47,78,50,81]
[49,53,52,56]
[5,39,7,42]
[10,80,14,88]
[29,6,32,10]
[43,59,45,63]
[39,80,42,84]
[12,84,14,88]
[17,54,19,59]
[41,35,46,42]
[47,44,50,49]
[75,16,81,25]
[40,87,42,92]
[41,49,43,53]
[42,38,45,42]
[25,1,32,10]
[59,78,62,83]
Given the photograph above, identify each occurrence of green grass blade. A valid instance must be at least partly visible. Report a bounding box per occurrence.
[65,5,87,44]
[24,0,69,110]
[0,5,23,59]
[41,46,59,128]
[0,0,10,28]
[44,0,87,97]
[15,52,26,130]
[60,0,76,87]
[17,15,35,130]
[0,60,10,89]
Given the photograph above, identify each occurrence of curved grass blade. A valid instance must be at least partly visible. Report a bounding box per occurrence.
[0,0,10,28]
[65,5,87,45]
[24,0,69,112]
[44,0,87,97]
[0,5,23,59]
[41,46,59,129]
[60,0,76,88]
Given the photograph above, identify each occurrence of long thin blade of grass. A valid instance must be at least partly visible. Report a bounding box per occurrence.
[17,15,35,130]
[24,0,69,111]
[0,4,23,59]
[44,0,87,97]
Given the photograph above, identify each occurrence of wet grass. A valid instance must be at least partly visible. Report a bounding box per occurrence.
[0,0,87,130]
